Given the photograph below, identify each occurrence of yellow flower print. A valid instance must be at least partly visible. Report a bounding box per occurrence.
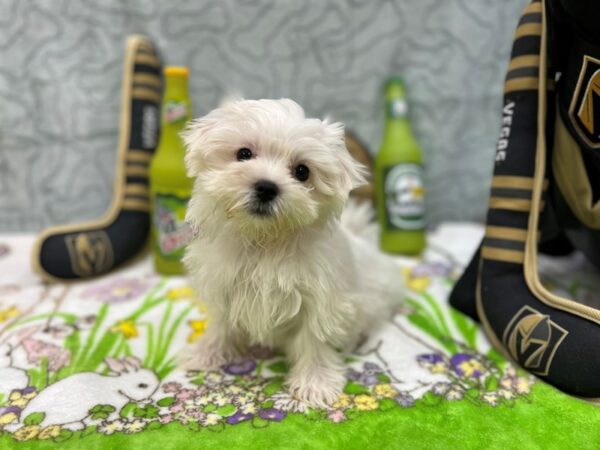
[38,425,61,440]
[166,286,196,301]
[0,412,18,425]
[226,385,243,395]
[165,286,208,313]
[401,267,431,293]
[13,425,40,441]
[333,393,352,409]
[9,390,36,408]
[202,413,221,426]
[430,362,447,374]
[457,359,485,378]
[241,403,258,415]
[111,320,139,339]
[515,377,532,395]
[482,392,499,406]
[0,306,20,323]
[98,420,124,435]
[10,398,27,407]
[373,383,398,399]
[354,394,379,411]
[124,419,145,434]
[499,377,513,390]
[187,319,207,343]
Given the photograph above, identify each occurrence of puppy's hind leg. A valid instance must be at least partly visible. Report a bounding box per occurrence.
[284,327,346,408]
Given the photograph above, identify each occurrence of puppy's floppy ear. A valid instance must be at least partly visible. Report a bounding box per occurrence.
[181,96,244,177]
[323,120,369,192]
[180,115,218,177]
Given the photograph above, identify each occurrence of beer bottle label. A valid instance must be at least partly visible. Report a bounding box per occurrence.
[383,163,425,230]
[153,192,194,261]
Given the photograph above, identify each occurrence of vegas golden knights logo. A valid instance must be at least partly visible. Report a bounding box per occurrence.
[570,55,600,148]
[502,306,568,376]
[65,231,114,277]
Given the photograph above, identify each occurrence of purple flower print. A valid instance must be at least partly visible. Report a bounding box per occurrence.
[411,262,453,278]
[0,243,10,258]
[364,362,382,373]
[417,354,444,365]
[259,408,286,422]
[20,387,36,396]
[226,411,254,425]
[347,362,383,386]
[223,359,257,375]
[0,405,21,416]
[450,354,485,378]
[346,368,361,381]
[395,393,415,408]
[417,353,448,373]
[81,278,148,303]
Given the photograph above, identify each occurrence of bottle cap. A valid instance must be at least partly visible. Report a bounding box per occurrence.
[164,66,189,78]
[384,75,406,101]
[386,75,405,86]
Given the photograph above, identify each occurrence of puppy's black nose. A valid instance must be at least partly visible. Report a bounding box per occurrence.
[254,180,279,203]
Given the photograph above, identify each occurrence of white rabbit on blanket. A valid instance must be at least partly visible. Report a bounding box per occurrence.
[13,357,159,431]
[0,343,29,399]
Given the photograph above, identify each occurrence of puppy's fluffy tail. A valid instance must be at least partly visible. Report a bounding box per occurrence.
[340,198,378,243]
[342,199,406,338]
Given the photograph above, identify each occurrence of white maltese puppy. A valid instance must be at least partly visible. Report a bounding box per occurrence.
[180,98,403,407]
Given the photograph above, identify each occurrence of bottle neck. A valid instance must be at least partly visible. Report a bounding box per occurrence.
[163,76,189,101]
[161,76,191,133]
[383,98,412,137]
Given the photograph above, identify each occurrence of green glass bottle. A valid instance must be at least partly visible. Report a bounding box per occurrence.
[149,67,194,275]
[375,77,426,255]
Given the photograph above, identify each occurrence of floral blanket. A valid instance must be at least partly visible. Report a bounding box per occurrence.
[0,224,599,450]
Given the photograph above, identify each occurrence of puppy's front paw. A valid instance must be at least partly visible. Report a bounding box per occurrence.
[178,338,242,371]
[287,366,346,408]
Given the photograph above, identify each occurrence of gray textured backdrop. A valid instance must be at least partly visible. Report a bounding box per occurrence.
[0,0,528,231]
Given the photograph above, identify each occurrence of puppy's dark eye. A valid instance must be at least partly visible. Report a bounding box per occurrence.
[294,164,310,182]
[138,383,148,389]
[236,148,253,161]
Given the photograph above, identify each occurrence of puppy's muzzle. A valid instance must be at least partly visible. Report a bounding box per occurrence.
[254,180,279,204]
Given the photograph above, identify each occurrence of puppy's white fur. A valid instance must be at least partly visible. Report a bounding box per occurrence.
[180,98,403,407]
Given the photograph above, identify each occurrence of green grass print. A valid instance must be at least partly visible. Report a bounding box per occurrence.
[7,279,193,391]
[406,291,479,354]
[26,358,49,392]
[140,300,193,379]
[405,291,507,370]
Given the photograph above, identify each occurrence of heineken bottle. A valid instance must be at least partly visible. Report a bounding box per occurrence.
[149,66,194,275]
[375,77,426,255]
